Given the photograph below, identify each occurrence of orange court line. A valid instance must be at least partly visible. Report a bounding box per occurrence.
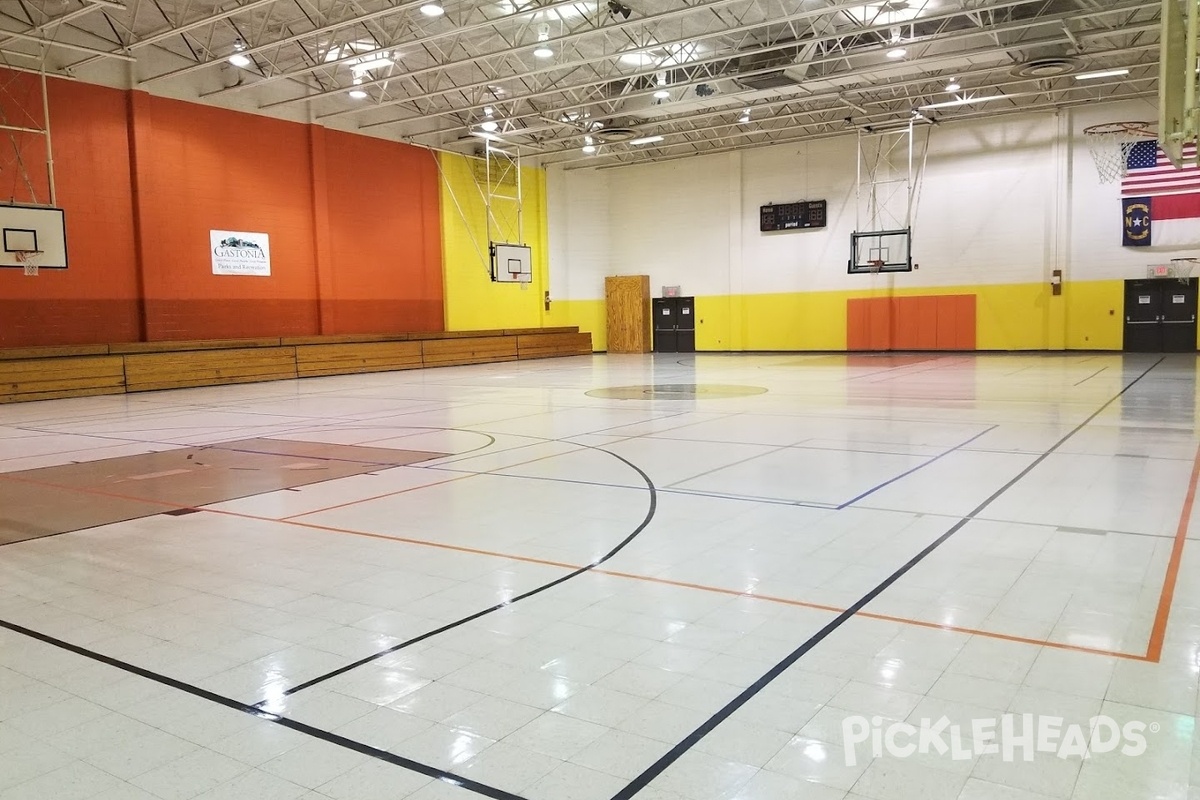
[280,444,587,520]
[1143,441,1200,663]
[211,507,1152,661]
[4,444,1197,663]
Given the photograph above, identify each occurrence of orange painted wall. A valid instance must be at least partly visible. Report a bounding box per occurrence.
[0,77,140,346]
[319,128,443,333]
[0,74,443,347]
[848,294,977,350]
[130,92,320,340]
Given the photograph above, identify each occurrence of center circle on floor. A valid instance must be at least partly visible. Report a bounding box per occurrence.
[586,383,769,399]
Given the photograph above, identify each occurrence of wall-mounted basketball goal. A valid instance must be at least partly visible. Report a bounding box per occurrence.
[437,137,532,284]
[0,68,66,277]
[849,117,930,274]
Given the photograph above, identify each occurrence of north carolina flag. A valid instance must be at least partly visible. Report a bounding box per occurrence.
[1120,141,1200,248]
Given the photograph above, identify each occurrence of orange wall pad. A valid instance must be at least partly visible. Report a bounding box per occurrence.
[847,294,977,351]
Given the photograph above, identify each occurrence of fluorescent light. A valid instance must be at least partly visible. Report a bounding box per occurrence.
[228,53,251,67]
[918,94,1006,109]
[887,48,907,59]
[944,81,960,92]
[620,52,655,66]
[351,56,394,73]
[419,2,444,16]
[479,120,498,132]
[629,135,664,145]
[654,89,670,99]
[533,46,554,58]
[1074,68,1130,81]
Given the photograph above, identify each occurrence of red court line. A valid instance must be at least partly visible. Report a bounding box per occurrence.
[1143,441,1200,662]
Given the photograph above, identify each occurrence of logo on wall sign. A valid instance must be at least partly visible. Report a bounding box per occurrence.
[210,230,271,276]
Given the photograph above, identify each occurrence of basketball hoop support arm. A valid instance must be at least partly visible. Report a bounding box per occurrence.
[1188,0,1199,140]
[41,70,56,206]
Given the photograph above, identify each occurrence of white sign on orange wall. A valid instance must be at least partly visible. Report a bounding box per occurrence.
[210,230,271,276]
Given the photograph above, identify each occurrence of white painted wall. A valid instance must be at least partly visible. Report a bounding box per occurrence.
[547,100,1187,301]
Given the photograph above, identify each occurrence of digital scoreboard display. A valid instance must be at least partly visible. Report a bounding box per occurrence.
[759,200,827,232]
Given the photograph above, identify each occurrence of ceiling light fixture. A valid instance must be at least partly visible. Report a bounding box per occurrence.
[534,24,553,59]
[887,48,907,59]
[351,55,394,73]
[739,109,751,123]
[918,94,1006,110]
[1074,68,1130,81]
[944,79,960,92]
[582,135,597,154]
[348,77,367,99]
[419,3,444,16]
[228,39,251,67]
[654,89,671,99]
[478,106,498,132]
[629,135,664,145]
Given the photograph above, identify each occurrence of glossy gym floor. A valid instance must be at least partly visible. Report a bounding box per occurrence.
[0,352,1197,800]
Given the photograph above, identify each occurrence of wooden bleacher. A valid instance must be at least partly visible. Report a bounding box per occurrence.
[0,327,592,403]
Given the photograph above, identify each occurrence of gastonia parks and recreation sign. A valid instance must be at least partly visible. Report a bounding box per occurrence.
[210,230,271,276]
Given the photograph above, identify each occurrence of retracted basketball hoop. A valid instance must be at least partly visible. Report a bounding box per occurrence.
[1083,121,1155,183]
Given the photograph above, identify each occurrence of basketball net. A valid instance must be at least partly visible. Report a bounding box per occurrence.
[16,249,41,276]
[1083,122,1155,183]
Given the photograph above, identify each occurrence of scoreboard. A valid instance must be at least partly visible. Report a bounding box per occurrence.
[759,200,827,232]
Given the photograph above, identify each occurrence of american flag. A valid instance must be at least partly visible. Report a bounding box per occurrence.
[1121,140,1200,197]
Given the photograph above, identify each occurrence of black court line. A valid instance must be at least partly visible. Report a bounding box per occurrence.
[271,445,658,699]
[835,424,999,509]
[609,356,1164,800]
[1074,367,1108,387]
[0,617,528,800]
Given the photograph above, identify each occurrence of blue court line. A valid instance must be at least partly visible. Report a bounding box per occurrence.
[835,424,1000,509]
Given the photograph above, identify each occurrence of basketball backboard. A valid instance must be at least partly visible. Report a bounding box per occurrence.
[849,229,912,274]
[491,242,532,283]
[1159,0,1196,167]
[0,205,66,269]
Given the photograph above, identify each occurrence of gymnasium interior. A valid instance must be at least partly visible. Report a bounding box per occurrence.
[1,1,1199,799]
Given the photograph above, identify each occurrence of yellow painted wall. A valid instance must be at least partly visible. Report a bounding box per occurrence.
[439,153,548,330]
[558,280,1143,352]
[545,299,605,350]
[1064,280,1124,350]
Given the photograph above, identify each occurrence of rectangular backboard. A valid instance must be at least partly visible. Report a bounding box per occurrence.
[849,229,912,274]
[0,205,66,269]
[491,243,532,283]
[1160,0,1194,167]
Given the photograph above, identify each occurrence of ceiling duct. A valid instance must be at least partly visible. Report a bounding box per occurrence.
[733,41,806,91]
[1010,55,1082,78]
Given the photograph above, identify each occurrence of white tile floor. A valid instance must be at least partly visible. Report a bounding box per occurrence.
[1,352,1199,800]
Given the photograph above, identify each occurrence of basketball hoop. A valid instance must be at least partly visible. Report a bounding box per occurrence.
[867,259,885,273]
[1083,121,1155,183]
[14,249,42,276]
[1171,257,1197,284]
